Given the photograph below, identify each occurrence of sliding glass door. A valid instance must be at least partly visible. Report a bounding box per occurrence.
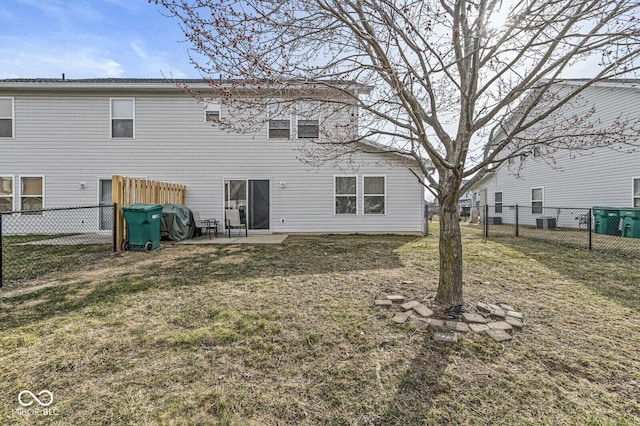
[224,179,270,231]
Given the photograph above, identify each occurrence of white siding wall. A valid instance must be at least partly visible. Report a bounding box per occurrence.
[0,89,423,234]
[474,83,640,226]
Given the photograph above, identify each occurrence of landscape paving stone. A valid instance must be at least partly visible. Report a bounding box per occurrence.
[433,332,458,343]
[392,312,410,324]
[386,295,406,303]
[487,321,513,334]
[409,317,430,329]
[499,304,515,312]
[486,329,513,342]
[429,319,445,328]
[477,302,492,313]
[505,316,523,331]
[507,310,523,319]
[445,321,469,332]
[401,300,421,311]
[468,323,490,333]
[412,304,434,318]
[461,313,487,324]
[375,299,393,307]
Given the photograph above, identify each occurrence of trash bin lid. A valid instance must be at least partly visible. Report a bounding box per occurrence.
[122,203,163,212]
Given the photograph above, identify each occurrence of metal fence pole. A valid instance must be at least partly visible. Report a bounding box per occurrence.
[112,203,118,253]
[587,209,593,251]
[424,204,429,236]
[515,204,519,237]
[0,212,3,288]
[484,204,489,238]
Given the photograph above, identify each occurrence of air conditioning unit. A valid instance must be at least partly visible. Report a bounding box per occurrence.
[536,217,556,229]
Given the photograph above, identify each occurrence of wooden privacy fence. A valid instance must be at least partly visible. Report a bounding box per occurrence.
[112,175,187,251]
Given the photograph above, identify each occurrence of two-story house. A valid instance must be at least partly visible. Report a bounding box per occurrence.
[0,78,425,235]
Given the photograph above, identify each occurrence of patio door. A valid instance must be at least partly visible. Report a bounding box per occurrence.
[99,179,112,231]
[224,179,270,231]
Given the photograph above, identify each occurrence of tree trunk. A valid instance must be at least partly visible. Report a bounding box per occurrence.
[435,198,464,307]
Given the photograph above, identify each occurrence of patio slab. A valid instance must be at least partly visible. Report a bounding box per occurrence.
[179,234,289,245]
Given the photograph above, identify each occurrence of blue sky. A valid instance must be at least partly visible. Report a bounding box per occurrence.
[0,0,200,79]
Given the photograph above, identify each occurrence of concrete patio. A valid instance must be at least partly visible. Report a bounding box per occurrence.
[178,234,289,245]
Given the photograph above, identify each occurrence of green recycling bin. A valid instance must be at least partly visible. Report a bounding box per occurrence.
[593,207,620,236]
[122,203,163,251]
[620,208,640,238]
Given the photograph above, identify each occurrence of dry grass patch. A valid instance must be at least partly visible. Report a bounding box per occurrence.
[0,234,639,424]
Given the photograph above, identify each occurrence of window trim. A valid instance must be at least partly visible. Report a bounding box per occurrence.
[204,100,221,122]
[533,147,541,158]
[268,103,291,140]
[531,186,544,214]
[19,175,45,213]
[0,175,15,212]
[334,175,358,215]
[363,175,386,215]
[0,97,15,139]
[495,191,503,214]
[110,98,135,139]
[633,177,640,207]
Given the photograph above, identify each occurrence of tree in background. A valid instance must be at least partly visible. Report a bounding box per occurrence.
[153,0,640,307]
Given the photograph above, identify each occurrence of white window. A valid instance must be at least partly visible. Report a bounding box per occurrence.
[111,98,134,138]
[268,103,290,139]
[0,97,14,138]
[508,157,515,165]
[205,100,221,122]
[531,187,543,214]
[634,178,640,207]
[296,101,319,139]
[0,176,14,212]
[20,176,44,214]
[495,191,503,214]
[533,147,541,158]
[363,176,385,215]
[335,176,357,215]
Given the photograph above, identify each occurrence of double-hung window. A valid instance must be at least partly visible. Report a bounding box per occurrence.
[0,97,14,138]
[363,176,385,214]
[0,176,14,212]
[531,187,543,214]
[268,103,290,139]
[205,100,221,122]
[633,178,640,207]
[296,101,319,139]
[533,147,541,158]
[111,98,134,138]
[495,191,503,214]
[335,176,357,214]
[21,176,44,214]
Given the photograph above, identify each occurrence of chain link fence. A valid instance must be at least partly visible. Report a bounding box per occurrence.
[474,205,640,258]
[0,205,116,287]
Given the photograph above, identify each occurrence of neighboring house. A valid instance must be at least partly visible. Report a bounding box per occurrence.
[471,79,640,227]
[0,78,425,235]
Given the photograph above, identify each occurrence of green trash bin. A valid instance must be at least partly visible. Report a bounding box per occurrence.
[593,207,620,236]
[122,203,163,251]
[620,208,640,238]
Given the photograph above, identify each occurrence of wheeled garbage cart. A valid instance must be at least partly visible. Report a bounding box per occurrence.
[122,203,163,251]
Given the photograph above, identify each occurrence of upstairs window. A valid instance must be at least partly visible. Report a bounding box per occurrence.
[268,103,290,139]
[363,176,385,215]
[205,100,221,122]
[533,147,541,158]
[111,98,134,138]
[634,178,640,207]
[335,176,357,215]
[495,191,503,213]
[0,176,13,212]
[21,176,43,214]
[0,97,14,138]
[531,187,543,214]
[296,101,320,139]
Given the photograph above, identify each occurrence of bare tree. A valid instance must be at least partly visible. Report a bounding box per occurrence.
[152,0,640,307]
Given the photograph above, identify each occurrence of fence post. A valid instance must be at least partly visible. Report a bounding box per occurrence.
[424,204,429,236]
[515,204,519,237]
[112,203,118,253]
[484,204,489,238]
[587,209,593,251]
[0,212,3,288]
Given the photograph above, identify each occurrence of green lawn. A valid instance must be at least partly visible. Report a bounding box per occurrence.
[1,234,639,424]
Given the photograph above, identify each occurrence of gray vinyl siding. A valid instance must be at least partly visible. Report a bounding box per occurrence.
[0,88,423,234]
[473,83,640,226]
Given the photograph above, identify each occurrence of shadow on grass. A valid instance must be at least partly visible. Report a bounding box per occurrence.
[0,235,416,333]
[496,237,640,311]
